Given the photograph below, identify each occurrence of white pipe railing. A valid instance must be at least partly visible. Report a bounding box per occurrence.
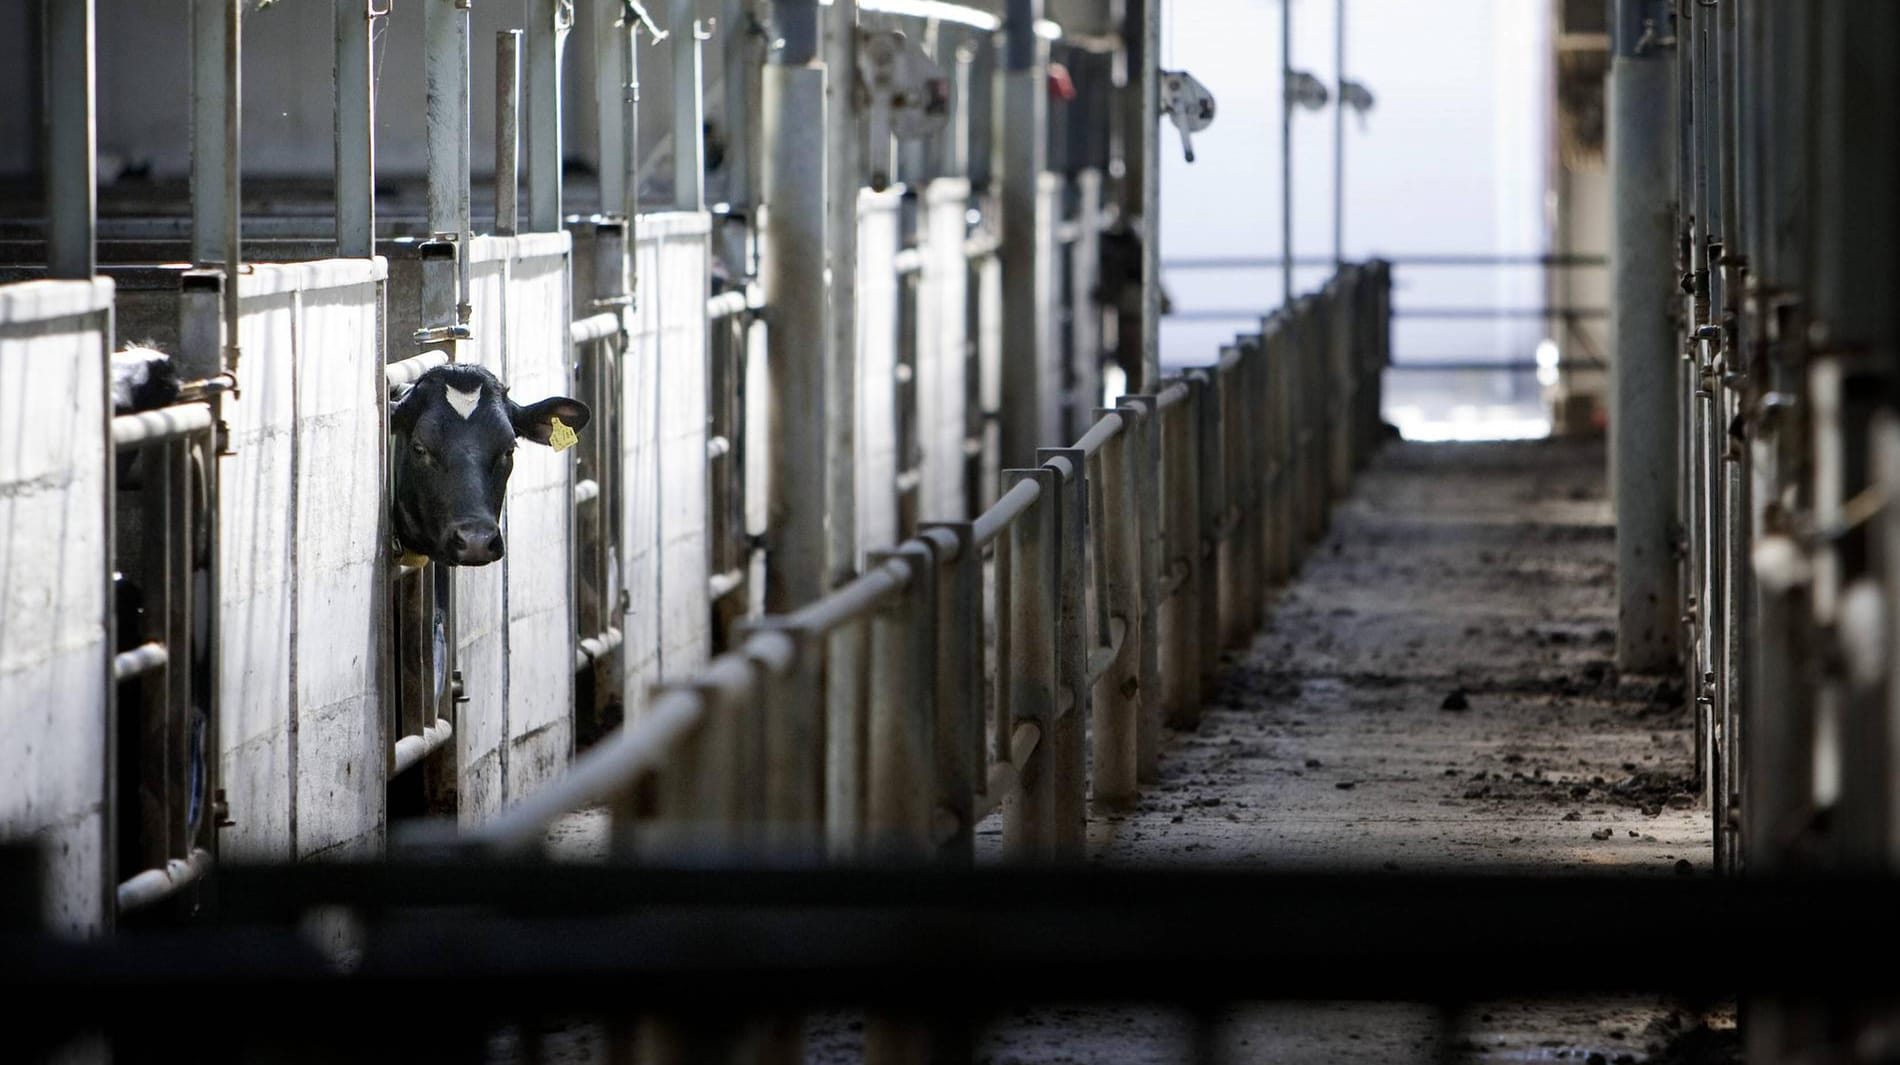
[464,261,1393,865]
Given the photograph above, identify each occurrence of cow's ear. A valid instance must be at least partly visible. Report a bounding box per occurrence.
[510,395,592,447]
[391,383,425,434]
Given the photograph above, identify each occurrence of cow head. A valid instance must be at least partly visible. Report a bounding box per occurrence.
[390,363,590,566]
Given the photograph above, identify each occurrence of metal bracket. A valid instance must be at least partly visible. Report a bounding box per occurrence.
[622,0,668,42]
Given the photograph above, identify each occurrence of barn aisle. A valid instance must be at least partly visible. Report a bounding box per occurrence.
[943,438,1732,1064]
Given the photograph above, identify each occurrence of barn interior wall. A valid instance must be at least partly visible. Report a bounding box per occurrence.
[0,279,114,936]
[217,259,389,862]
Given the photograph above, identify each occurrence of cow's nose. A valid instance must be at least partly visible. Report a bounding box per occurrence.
[446,521,504,565]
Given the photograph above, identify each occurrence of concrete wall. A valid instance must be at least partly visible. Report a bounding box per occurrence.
[620,212,712,719]
[0,279,114,936]
[453,232,580,820]
[218,259,388,862]
[918,178,972,523]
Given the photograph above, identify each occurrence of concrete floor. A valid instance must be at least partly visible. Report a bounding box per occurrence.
[527,438,1738,1064]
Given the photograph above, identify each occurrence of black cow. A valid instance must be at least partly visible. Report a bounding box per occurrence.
[390,363,590,566]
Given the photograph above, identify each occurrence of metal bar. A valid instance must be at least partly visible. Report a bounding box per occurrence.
[709,569,746,600]
[335,0,377,256]
[971,475,1042,548]
[1280,0,1292,305]
[921,523,980,863]
[44,0,96,279]
[112,405,215,449]
[112,642,170,683]
[1003,467,1058,861]
[391,718,456,778]
[671,0,706,211]
[574,626,624,667]
[764,14,829,613]
[591,2,623,223]
[385,352,450,390]
[827,0,860,591]
[426,0,471,249]
[1039,448,1088,858]
[1167,307,1608,322]
[113,848,211,915]
[468,689,703,851]
[866,546,935,861]
[1138,0,1160,391]
[1332,0,1344,267]
[574,478,601,505]
[496,29,522,236]
[526,0,571,232]
[571,311,622,345]
[190,0,230,268]
[999,4,1050,470]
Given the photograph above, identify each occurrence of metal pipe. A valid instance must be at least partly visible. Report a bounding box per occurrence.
[1040,447,1088,858]
[1280,0,1292,306]
[668,0,706,212]
[1000,0,1050,468]
[1332,0,1344,267]
[392,718,456,777]
[827,0,861,589]
[112,642,170,682]
[496,30,521,236]
[44,0,96,280]
[335,0,377,256]
[472,689,704,852]
[385,352,450,390]
[866,545,936,861]
[571,311,622,345]
[112,405,215,449]
[115,849,212,914]
[527,0,571,232]
[1138,0,1160,391]
[764,6,829,613]
[1003,466,1059,861]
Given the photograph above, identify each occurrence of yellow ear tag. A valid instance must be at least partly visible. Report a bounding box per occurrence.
[397,550,431,569]
[548,415,579,453]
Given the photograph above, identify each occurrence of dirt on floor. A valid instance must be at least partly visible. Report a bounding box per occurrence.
[522,438,1736,1065]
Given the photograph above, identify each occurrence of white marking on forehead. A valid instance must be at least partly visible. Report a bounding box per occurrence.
[445,384,482,420]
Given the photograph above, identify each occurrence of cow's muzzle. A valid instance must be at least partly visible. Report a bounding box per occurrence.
[444,519,505,566]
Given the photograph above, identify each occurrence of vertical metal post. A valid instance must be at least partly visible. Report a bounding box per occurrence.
[45,0,96,280]
[1003,468,1059,862]
[192,0,242,373]
[827,0,861,588]
[1091,415,1141,808]
[1039,449,1088,859]
[1280,0,1293,306]
[866,546,936,862]
[1000,0,1051,468]
[1331,0,1345,268]
[670,0,705,211]
[497,30,522,237]
[427,0,472,340]
[1160,390,1201,729]
[922,523,980,863]
[1124,395,1162,783]
[1138,0,1161,392]
[763,0,829,614]
[1190,372,1222,703]
[335,0,377,257]
[527,0,571,232]
[591,3,624,222]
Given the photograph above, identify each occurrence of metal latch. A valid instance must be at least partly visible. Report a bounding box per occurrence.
[1161,69,1217,163]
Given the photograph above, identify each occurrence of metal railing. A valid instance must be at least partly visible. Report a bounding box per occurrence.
[459,261,1390,866]
[108,373,232,919]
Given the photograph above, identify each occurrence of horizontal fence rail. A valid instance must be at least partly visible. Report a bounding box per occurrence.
[453,262,1392,871]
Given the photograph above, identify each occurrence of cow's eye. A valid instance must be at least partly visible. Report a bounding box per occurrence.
[410,441,431,460]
